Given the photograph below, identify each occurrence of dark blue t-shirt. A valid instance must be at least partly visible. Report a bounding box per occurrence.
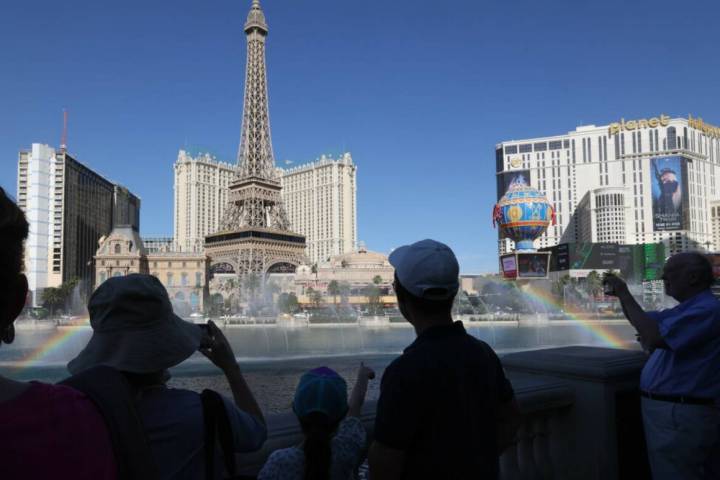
[374,321,514,480]
[641,290,720,400]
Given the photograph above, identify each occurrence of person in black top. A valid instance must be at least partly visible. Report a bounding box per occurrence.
[369,239,521,480]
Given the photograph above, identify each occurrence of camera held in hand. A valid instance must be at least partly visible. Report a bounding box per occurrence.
[602,274,617,296]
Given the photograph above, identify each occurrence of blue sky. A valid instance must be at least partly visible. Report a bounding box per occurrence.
[2,0,719,273]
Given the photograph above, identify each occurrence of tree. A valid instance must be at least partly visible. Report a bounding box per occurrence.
[42,287,65,317]
[339,282,351,304]
[277,292,300,314]
[453,291,474,315]
[363,283,382,315]
[327,280,340,307]
[207,293,224,317]
[372,275,383,285]
[306,287,323,309]
[552,274,572,301]
[243,273,260,302]
[585,271,603,298]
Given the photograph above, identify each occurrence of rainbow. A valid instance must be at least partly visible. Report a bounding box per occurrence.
[518,286,629,348]
[14,326,89,370]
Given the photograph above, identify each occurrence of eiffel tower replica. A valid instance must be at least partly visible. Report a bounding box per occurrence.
[205,0,306,275]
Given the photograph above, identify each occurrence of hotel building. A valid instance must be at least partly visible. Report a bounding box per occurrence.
[95,228,208,314]
[496,114,720,257]
[173,150,235,252]
[173,150,358,264]
[280,153,357,264]
[17,143,140,305]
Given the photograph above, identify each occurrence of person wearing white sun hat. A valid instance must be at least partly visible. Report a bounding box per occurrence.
[68,274,267,480]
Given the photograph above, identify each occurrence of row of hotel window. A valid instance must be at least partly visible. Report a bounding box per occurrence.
[504,127,718,158]
[102,258,203,268]
[99,271,203,287]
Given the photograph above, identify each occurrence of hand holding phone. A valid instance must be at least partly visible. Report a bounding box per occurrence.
[198,321,238,372]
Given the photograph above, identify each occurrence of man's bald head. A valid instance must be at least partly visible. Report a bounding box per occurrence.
[662,252,715,301]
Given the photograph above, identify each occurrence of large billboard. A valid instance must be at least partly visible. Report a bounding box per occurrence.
[496,169,531,200]
[650,156,688,231]
[500,254,517,279]
[516,252,550,279]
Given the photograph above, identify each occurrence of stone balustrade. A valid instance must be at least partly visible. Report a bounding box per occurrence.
[236,346,650,480]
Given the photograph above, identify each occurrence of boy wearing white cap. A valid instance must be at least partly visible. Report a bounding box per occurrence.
[369,239,521,480]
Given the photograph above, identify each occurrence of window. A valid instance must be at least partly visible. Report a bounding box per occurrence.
[181,273,188,286]
[504,145,518,154]
[114,244,121,254]
[195,272,202,287]
[534,142,547,151]
[519,143,532,153]
[167,272,174,287]
[667,127,677,150]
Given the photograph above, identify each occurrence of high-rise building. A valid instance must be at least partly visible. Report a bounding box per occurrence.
[113,185,141,231]
[496,114,720,257]
[204,0,306,275]
[17,143,139,305]
[280,153,357,264]
[173,150,235,252]
[173,151,358,264]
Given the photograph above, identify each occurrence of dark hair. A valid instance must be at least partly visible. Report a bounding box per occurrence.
[299,412,338,480]
[0,187,29,298]
[394,274,454,315]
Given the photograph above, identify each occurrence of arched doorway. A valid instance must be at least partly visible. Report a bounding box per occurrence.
[266,262,297,274]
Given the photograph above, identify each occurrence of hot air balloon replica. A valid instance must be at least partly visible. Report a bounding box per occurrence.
[492,175,555,279]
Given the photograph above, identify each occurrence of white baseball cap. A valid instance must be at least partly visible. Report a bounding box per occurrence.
[389,239,460,301]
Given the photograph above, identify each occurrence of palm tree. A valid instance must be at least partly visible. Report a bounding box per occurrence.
[42,287,65,318]
[327,280,340,307]
[339,282,351,305]
[585,270,603,299]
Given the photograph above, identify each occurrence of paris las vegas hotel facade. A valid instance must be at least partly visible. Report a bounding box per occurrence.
[496,114,720,258]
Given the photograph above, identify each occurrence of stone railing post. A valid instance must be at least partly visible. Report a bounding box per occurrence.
[501,346,649,480]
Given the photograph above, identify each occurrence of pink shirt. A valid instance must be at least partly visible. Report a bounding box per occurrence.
[0,382,117,480]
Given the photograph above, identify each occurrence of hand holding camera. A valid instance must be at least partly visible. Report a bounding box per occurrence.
[198,320,238,373]
[602,273,629,298]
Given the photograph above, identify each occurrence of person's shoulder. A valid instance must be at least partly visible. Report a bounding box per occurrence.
[31,381,84,399]
[679,291,720,317]
[259,447,304,480]
[266,446,304,468]
[34,382,103,412]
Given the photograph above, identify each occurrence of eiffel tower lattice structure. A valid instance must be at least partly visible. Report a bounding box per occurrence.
[205,0,306,276]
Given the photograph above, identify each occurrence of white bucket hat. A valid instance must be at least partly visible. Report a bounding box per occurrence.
[68,274,203,375]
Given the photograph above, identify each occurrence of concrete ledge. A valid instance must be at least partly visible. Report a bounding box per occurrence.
[502,346,647,382]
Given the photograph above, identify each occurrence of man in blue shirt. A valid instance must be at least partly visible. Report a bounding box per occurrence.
[604,252,720,479]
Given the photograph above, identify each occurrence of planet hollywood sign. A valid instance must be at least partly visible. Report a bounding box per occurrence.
[608,114,720,139]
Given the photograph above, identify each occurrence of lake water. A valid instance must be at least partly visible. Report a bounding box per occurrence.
[1,320,637,413]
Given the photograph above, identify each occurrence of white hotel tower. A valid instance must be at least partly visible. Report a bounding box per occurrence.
[173,150,357,264]
[496,114,720,257]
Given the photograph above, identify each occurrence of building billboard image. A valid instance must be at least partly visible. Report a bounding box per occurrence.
[500,254,518,279]
[516,252,550,279]
[650,156,687,231]
[496,169,531,200]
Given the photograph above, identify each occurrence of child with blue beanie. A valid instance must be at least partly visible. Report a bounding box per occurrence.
[258,363,375,480]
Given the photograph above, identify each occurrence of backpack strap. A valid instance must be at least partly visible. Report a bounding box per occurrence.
[59,366,159,480]
[201,389,237,479]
